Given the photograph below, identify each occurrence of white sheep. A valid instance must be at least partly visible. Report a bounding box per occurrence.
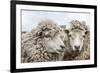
[63,20,90,60]
[21,20,67,63]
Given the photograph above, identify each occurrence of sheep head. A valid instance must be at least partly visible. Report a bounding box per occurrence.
[32,20,66,54]
[64,20,89,53]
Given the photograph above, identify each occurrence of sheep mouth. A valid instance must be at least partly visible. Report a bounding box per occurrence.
[56,49,64,54]
[47,49,64,54]
[49,49,64,54]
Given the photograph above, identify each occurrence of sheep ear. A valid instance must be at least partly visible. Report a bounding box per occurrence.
[64,29,69,34]
[85,30,88,35]
[37,31,42,36]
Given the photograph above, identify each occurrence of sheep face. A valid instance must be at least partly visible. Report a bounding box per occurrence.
[44,34,66,54]
[37,28,66,54]
[65,29,88,52]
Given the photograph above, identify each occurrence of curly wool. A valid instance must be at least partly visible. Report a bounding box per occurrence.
[63,20,90,60]
[21,20,65,63]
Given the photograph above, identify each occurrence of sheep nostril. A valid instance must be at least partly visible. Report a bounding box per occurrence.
[74,45,80,49]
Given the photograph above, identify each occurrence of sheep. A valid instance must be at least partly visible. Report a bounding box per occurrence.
[21,20,67,63]
[63,20,90,60]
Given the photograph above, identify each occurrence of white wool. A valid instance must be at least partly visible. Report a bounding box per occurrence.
[21,20,67,63]
[63,20,90,60]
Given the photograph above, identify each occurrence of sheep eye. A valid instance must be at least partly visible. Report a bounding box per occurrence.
[45,35,49,37]
[45,35,50,38]
[69,34,72,37]
[83,35,85,38]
